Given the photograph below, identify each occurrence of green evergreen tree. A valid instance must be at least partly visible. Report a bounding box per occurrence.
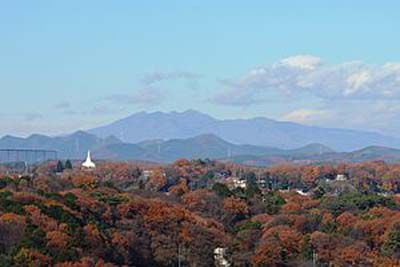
[65,160,73,170]
[212,183,232,198]
[56,160,65,173]
[383,221,400,259]
[301,235,314,261]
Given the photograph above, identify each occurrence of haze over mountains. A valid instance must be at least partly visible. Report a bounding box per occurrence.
[89,110,400,151]
[2,109,400,165]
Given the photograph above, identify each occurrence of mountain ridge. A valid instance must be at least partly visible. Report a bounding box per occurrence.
[88,110,400,151]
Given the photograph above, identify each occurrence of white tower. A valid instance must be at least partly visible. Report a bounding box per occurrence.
[82,150,96,169]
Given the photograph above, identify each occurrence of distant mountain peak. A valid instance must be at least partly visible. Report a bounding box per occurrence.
[291,143,335,155]
[28,133,48,138]
[67,130,95,138]
[2,134,20,139]
[182,109,205,115]
[174,109,216,120]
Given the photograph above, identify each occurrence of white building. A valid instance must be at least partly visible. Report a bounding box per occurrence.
[142,170,153,180]
[226,177,247,190]
[234,179,247,189]
[214,247,230,267]
[335,174,347,181]
[295,189,310,196]
[82,151,96,169]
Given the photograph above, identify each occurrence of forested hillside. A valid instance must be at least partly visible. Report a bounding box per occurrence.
[1,160,400,266]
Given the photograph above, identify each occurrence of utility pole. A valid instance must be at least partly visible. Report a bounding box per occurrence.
[312,250,317,267]
[178,243,182,267]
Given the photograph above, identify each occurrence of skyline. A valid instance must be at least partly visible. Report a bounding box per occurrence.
[1,1,400,136]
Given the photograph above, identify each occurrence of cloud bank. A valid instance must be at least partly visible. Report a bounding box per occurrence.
[213,55,400,106]
[212,55,400,136]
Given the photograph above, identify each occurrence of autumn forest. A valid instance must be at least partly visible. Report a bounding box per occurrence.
[0,159,400,266]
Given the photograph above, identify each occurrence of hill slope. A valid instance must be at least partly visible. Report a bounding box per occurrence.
[136,134,280,162]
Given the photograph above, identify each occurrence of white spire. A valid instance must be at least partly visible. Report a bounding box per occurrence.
[82,150,96,169]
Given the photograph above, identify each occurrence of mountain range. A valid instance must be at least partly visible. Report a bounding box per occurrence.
[2,130,400,166]
[2,110,400,165]
[0,131,121,159]
[88,110,400,151]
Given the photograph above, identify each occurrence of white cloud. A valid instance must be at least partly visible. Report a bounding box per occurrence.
[280,55,322,70]
[384,63,400,72]
[282,108,331,124]
[213,56,400,106]
[346,70,370,91]
[212,56,320,105]
[299,62,400,99]
[211,55,400,135]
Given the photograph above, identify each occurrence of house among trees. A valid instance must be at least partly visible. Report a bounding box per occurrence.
[335,174,347,181]
[225,177,247,190]
[214,247,231,267]
[142,170,153,181]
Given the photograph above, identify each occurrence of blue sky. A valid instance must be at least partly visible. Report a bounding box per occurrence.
[1,1,400,136]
